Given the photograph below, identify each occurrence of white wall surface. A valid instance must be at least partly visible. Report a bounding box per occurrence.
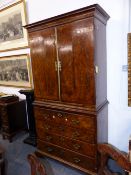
[0,0,130,151]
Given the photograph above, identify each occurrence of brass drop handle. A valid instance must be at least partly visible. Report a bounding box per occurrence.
[57,113,63,117]
[72,119,80,125]
[46,136,52,141]
[47,147,53,152]
[73,144,81,150]
[72,131,80,138]
[73,157,81,163]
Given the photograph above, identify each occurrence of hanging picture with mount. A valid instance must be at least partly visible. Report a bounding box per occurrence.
[0,0,28,52]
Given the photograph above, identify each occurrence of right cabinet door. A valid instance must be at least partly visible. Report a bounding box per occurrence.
[57,18,95,106]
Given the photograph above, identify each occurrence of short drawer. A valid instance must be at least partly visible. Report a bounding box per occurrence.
[35,121,96,144]
[37,140,97,172]
[34,107,96,131]
[37,130,97,157]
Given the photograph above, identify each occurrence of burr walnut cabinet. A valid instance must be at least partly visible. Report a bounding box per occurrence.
[25,4,109,174]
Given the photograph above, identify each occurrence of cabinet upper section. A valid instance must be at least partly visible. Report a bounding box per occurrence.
[25,4,109,32]
[25,4,109,111]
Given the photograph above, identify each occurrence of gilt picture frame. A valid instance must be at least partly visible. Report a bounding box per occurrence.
[0,54,32,88]
[0,0,28,52]
[0,0,21,10]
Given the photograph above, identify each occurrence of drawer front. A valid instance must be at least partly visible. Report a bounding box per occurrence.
[37,129,97,157]
[37,140,97,172]
[35,120,96,144]
[34,107,96,131]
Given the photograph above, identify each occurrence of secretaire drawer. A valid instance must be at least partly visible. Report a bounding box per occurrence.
[34,107,96,131]
[37,131,97,157]
[37,140,97,172]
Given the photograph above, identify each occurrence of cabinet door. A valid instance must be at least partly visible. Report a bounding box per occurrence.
[29,28,59,101]
[57,19,95,106]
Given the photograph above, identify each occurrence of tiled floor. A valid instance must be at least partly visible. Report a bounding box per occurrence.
[0,132,86,175]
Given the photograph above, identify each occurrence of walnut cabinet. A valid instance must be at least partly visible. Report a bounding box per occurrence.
[25,4,109,174]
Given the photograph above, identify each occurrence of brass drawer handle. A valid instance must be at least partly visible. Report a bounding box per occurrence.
[73,157,81,163]
[57,113,63,117]
[72,131,80,138]
[47,147,53,152]
[46,136,52,141]
[73,144,81,150]
[72,119,80,125]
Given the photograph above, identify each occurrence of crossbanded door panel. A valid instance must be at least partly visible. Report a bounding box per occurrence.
[57,19,95,106]
[29,28,59,101]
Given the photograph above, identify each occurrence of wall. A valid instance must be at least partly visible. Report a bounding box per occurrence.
[0,0,130,151]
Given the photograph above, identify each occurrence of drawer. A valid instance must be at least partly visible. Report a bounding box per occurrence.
[37,130,97,157]
[34,107,96,131]
[37,140,97,172]
[35,121,96,143]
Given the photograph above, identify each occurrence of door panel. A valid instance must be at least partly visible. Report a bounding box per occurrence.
[57,19,95,105]
[29,28,59,101]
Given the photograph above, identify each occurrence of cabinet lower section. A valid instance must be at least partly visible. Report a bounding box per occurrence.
[37,139,97,174]
[34,105,102,174]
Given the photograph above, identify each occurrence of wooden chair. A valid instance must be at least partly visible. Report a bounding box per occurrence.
[28,143,131,175]
[98,143,131,175]
[27,153,46,175]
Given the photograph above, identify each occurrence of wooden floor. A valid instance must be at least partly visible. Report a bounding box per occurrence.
[0,132,86,175]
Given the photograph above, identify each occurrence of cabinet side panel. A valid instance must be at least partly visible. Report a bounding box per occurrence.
[97,105,108,143]
[94,19,107,107]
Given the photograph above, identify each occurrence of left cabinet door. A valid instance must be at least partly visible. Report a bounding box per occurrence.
[29,28,59,101]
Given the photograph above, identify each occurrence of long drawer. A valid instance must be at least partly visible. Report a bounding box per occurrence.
[37,139,97,173]
[35,119,96,144]
[34,107,96,131]
[37,129,97,157]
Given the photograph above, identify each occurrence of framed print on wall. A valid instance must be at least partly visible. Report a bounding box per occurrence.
[0,0,28,52]
[0,54,32,88]
[0,0,21,10]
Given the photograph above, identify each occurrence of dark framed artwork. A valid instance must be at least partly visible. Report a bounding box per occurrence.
[0,0,28,52]
[128,33,131,106]
[0,54,32,88]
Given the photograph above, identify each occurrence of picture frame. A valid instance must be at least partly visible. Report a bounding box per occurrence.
[0,54,32,88]
[0,0,28,52]
[0,0,21,10]
[128,33,131,106]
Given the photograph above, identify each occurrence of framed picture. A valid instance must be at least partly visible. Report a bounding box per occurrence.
[0,0,21,10]
[0,54,32,88]
[128,33,131,106]
[0,0,28,52]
